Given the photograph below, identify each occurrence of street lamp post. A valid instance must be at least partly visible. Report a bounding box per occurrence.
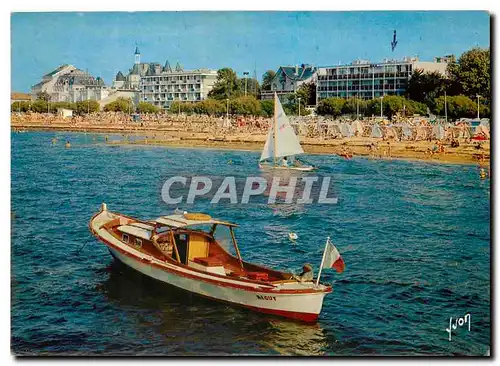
[243,71,249,97]
[298,97,301,117]
[356,95,359,119]
[476,94,481,119]
[380,95,383,118]
[444,91,448,123]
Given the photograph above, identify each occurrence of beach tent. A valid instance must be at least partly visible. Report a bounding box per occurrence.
[402,123,413,140]
[415,126,428,141]
[327,122,342,137]
[370,124,383,138]
[385,125,398,140]
[351,120,364,136]
[340,122,353,138]
[474,124,490,139]
[432,124,445,140]
[480,119,490,127]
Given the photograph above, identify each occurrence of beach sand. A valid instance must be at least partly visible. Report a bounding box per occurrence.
[11,120,490,166]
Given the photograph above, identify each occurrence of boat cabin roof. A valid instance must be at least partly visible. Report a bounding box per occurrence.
[154,214,237,228]
[117,225,152,241]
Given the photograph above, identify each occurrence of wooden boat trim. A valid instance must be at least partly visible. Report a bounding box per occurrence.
[230,226,244,270]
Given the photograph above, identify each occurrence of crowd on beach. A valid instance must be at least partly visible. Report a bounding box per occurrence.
[11,111,490,144]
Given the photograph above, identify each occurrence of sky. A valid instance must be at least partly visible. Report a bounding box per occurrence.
[11,11,490,92]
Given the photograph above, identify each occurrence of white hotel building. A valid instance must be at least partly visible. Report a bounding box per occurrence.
[140,68,218,109]
[316,55,454,103]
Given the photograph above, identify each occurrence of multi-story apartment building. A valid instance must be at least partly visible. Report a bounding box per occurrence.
[113,47,218,109]
[316,56,453,103]
[139,68,218,109]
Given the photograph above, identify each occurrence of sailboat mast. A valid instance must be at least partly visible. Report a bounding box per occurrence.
[273,93,278,165]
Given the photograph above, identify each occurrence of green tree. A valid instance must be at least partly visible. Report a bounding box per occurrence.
[260,100,274,117]
[316,98,345,117]
[341,97,367,117]
[52,101,76,111]
[261,70,276,91]
[10,101,31,112]
[238,78,261,98]
[406,70,448,105]
[433,95,476,119]
[296,81,317,107]
[229,96,262,116]
[103,98,134,113]
[75,100,100,114]
[36,91,50,102]
[208,68,241,100]
[194,99,226,116]
[137,102,160,114]
[447,47,490,101]
[31,100,49,113]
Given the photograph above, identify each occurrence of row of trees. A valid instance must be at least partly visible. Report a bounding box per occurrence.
[316,94,489,120]
[11,100,100,114]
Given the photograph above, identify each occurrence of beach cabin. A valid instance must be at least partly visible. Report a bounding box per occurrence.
[58,108,73,119]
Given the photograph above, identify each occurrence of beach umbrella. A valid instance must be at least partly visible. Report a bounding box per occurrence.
[351,120,364,136]
[370,124,383,138]
[340,122,353,138]
[432,124,445,140]
[402,123,412,140]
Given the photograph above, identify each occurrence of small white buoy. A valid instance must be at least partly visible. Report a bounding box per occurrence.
[288,232,298,241]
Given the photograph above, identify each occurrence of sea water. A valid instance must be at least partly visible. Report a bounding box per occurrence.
[11,132,490,355]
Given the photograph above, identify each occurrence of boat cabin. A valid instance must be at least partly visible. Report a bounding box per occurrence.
[105,212,292,283]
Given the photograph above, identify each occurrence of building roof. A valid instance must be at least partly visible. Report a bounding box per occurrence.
[175,62,183,72]
[164,60,172,73]
[115,71,126,81]
[278,65,316,82]
[43,64,71,78]
[11,92,31,101]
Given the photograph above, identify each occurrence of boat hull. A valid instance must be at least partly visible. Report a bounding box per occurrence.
[107,245,326,322]
[259,163,317,172]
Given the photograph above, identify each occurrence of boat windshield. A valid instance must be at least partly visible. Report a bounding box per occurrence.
[213,224,235,255]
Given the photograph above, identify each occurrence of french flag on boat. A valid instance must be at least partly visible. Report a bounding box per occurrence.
[323,238,345,273]
[316,237,345,286]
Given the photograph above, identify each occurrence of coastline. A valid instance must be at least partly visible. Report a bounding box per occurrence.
[11,122,490,166]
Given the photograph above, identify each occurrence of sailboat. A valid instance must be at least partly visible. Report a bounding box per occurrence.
[259,93,316,171]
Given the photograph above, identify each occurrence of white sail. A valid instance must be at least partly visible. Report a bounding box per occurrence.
[259,127,274,161]
[273,95,304,159]
[259,94,305,163]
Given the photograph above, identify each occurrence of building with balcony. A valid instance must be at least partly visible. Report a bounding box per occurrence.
[316,56,452,103]
[261,64,317,102]
[139,67,218,109]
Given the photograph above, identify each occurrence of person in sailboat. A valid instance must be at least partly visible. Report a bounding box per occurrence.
[282,156,289,167]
